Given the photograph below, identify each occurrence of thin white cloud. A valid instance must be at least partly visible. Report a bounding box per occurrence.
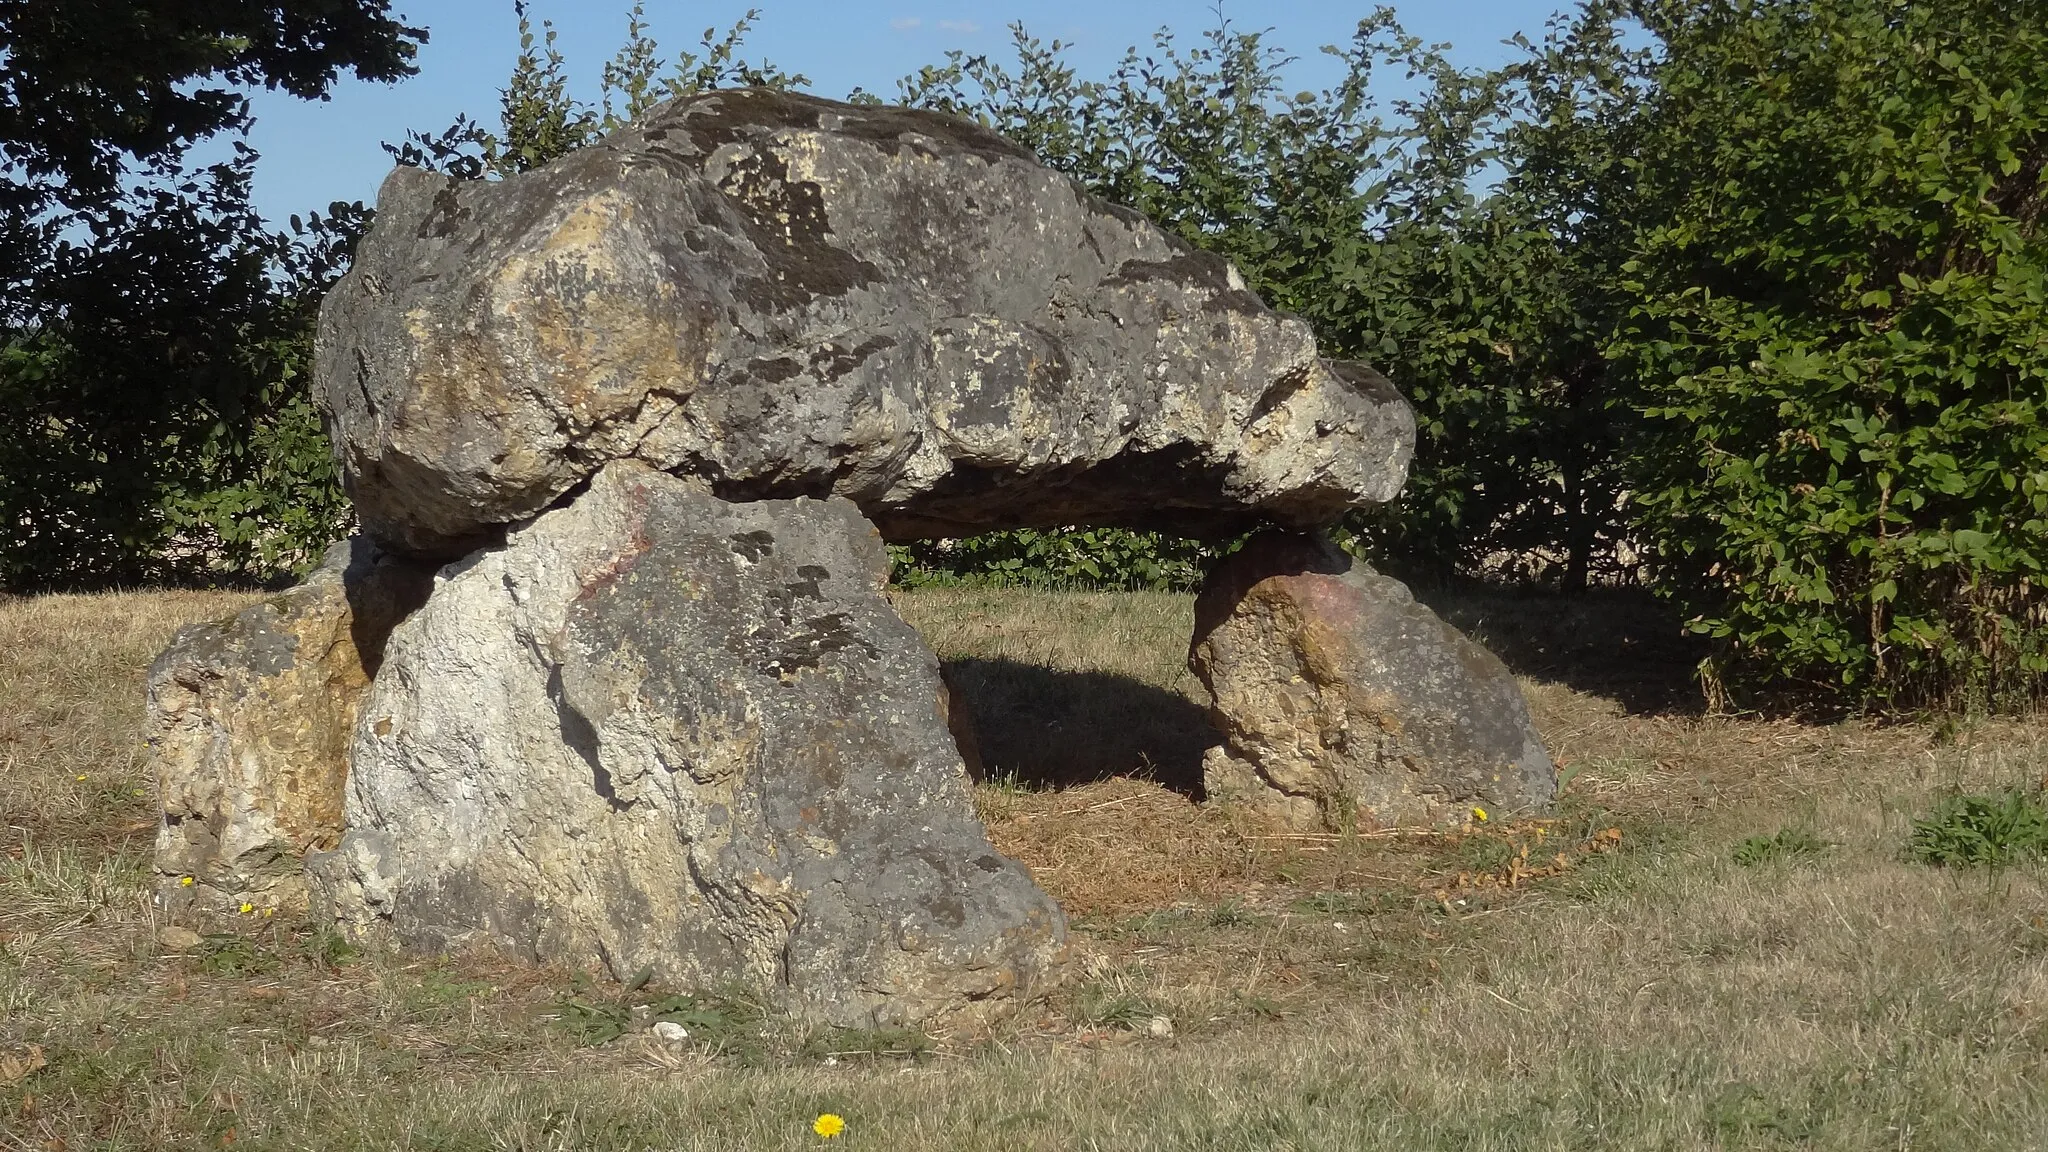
[937,19,981,34]
[890,17,921,30]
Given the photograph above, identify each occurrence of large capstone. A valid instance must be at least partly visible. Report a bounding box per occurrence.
[149,539,433,914]
[311,462,1066,1026]
[1189,532,1556,830]
[315,88,1415,559]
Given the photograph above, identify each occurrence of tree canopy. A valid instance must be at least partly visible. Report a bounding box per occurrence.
[0,0,424,588]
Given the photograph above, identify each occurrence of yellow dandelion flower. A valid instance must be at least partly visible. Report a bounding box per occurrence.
[179,876,195,887]
[1472,806,1489,823]
[812,1113,846,1139]
[239,902,255,915]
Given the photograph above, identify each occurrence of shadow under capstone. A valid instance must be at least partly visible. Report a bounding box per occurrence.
[939,656,1219,799]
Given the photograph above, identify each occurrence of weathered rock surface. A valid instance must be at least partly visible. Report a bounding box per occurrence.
[149,539,433,913]
[315,88,1414,558]
[312,462,1065,1025]
[1189,533,1555,830]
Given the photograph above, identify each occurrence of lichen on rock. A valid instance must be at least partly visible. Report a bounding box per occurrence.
[315,88,1415,559]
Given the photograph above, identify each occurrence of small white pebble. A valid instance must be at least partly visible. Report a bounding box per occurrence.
[1332,921,1348,931]
[651,1020,690,1044]
[822,1055,840,1067]
[1145,1015,1174,1039]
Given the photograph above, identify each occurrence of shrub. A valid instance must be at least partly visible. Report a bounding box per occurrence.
[0,193,361,591]
[888,529,1215,592]
[891,8,1647,589]
[1615,0,2048,709]
[1908,789,2048,868]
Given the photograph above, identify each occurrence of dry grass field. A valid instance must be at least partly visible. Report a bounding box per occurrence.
[4,584,2047,1150]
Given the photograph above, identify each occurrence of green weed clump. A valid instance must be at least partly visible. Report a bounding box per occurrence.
[548,976,774,1061]
[1732,827,1831,866]
[195,934,278,977]
[1908,789,2048,868]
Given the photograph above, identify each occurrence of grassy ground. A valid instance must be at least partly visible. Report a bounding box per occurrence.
[3,585,2046,1150]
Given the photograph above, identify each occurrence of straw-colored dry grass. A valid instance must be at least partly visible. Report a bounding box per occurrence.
[4,585,2047,1150]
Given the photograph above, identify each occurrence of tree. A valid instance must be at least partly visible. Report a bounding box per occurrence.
[1615,0,2048,708]
[386,4,806,179]
[0,1,425,590]
[889,8,1651,589]
[1346,2,1649,587]
[0,0,421,300]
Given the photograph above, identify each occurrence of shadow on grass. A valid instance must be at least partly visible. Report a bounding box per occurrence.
[1417,585,1709,716]
[940,656,1217,798]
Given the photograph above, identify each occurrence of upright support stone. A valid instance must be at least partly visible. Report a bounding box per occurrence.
[1189,532,1556,830]
[312,462,1065,1026]
[148,539,433,915]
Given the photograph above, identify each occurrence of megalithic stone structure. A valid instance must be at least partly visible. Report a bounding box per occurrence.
[147,88,1550,1028]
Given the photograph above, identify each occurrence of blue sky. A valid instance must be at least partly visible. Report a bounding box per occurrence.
[233,1,1568,225]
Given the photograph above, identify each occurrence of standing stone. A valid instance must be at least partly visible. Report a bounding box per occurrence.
[149,539,433,914]
[315,88,1414,558]
[1189,533,1555,830]
[312,462,1065,1026]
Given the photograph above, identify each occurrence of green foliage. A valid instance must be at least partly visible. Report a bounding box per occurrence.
[387,4,808,179]
[1732,826,1830,866]
[548,978,770,1060]
[10,0,2047,713]
[0,188,365,590]
[1290,890,1410,918]
[0,0,422,225]
[304,924,362,971]
[1706,1083,1818,1144]
[1073,979,1167,1031]
[1372,4,1649,587]
[897,0,2048,690]
[889,529,1213,591]
[0,2,422,591]
[1908,789,2048,868]
[797,1025,932,1063]
[1614,0,2048,708]
[643,989,772,1061]
[1448,832,1519,875]
[887,9,1647,589]
[548,994,632,1046]
[158,205,365,580]
[194,934,277,977]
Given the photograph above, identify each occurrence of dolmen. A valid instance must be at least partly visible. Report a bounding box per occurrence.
[147,89,1553,1027]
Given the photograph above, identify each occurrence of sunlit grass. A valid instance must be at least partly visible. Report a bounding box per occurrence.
[2,587,2046,1149]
